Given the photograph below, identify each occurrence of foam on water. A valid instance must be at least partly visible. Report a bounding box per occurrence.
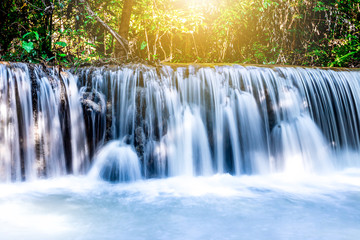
[88,140,142,182]
[0,171,359,240]
[1,63,360,239]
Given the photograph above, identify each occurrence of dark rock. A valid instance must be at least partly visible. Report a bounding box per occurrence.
[81,91,106,114]
[134,126,145,157]
[80,90,106,158]
[105,101,113,141]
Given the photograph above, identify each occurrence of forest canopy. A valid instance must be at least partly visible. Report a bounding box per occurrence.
[0,0,359,67]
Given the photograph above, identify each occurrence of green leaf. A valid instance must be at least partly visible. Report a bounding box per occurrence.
[55,42,67,47]
[85,42,96,47]
[23,31,39,41]
[141,41,147,50]
[46,56,55,61]
[58,53,67,57]
[22,41,34,53]
[34,32,39,41]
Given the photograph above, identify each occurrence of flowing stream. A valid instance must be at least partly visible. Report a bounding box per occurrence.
[0,63,359,239]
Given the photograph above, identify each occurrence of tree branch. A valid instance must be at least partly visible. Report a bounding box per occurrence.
[79,0,129,59]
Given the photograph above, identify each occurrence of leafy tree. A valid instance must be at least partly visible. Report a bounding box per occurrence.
[0,0,359,67]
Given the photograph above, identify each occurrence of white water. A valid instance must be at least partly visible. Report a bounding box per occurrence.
[1,63,360,239]
[0,171,359,240]
[0,63,89,181]
[1,63,360,180]
[89,140,141,182]
[77,66,360,179]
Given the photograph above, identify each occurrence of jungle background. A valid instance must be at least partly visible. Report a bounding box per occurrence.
[0,0,359,67]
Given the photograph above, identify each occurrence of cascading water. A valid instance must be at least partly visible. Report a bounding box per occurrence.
[1,62,360,240]
[88,140,141,182]
[77,65,360,179]
[1,62,360,181]
[0,63,89,181]
[0,63,35,181]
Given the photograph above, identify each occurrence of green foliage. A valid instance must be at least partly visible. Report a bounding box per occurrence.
[21,42,34,53]
[55,42,67,47]
[23,32,40,41]
[0,0,359,67]
[140,41,147,50]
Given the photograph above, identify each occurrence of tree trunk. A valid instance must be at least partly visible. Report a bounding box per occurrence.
[79,0,129,58]
[42,0,54,56]
[119,0,133,39]
[115,0,134,58]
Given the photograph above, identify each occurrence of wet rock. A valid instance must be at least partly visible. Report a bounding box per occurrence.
[105,101,113,141]
[80,90,106,158]
[134,126,145,157]
[143,141,168,178]
[81,91,106,114]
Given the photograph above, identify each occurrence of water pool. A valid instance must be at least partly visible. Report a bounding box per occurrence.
[1,170,359,240]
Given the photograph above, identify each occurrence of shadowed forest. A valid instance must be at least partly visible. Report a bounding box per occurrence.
[0,0,359,67]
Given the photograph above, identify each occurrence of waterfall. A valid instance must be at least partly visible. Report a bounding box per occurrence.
[77,65,360,179]
[1,62,360,182]
[0,63,89,181]
[0,63,34,181]
[88,140,141,182]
